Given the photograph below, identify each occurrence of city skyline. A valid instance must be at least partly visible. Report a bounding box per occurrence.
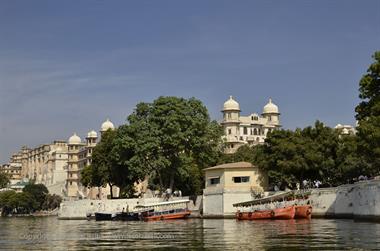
[1,0,380,163]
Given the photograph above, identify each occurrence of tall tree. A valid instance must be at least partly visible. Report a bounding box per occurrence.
[81,129,118,198]
[81,128,146,198]
[124,96,223,194]
[0,172,10,189]
[355,51,380,176]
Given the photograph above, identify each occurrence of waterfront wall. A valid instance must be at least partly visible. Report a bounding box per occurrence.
[309,179,380,220]
[202,179,380,220]
[58,196,202,219]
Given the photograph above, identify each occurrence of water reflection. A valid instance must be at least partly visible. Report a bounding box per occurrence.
[0,217,379,250]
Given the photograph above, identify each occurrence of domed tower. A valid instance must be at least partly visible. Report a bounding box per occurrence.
[262,98,280,127]
[100,118,115,135]
[221,96,242,153]
[67,133,82,198]
[86,130,97,165]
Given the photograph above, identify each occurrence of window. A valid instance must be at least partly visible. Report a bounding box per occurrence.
[228,129,232,135]
[243,127,248,135]
[254,128,257,135]
[233,176,250,183]
[268,116,272,121]
[227,113,231,119]
[209,177,220,185]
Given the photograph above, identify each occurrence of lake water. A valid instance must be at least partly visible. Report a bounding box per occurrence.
[0,217,379,250]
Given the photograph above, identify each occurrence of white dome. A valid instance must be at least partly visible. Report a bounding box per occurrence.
[223,96,240,111]
[263,98,279,114]
[101,118,115,132]
[68,133,82,145]
[87,130,98,138]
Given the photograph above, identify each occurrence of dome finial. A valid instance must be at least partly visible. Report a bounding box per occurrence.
[222,95,240,111]
[269,98,272,103]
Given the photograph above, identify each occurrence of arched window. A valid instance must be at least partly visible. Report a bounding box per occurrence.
[253,128,258,135]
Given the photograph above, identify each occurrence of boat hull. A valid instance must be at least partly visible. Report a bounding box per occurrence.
[143,210,191,221]
[236,206,295,220]
[95,212,114,221]
[295,205,312,219]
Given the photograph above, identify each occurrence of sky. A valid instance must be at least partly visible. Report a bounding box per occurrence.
[0,0,379,163]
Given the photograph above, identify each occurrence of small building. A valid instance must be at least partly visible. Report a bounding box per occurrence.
[202,161,268,218]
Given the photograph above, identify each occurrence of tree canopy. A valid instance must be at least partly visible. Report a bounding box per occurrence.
[355,51,380,176]
[222,121,364,189]
[117,96,223,195]
[0,172,10,189]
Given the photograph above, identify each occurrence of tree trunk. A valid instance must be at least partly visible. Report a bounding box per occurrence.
[169,171,175,194]
[109,183,113,199]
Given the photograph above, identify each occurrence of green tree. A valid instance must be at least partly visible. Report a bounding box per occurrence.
[0,190,16,215]
[0,172,10,188]
[81,128,144,198]
[42,194,62,210]
[355,51,380,176]
[251,121,361,188]
[124,96,223,195]
[22,183,49,209]
[81,129,118,198]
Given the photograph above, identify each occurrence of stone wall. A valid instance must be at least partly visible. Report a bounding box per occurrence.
[58,196,202,220]
[307,179,380,220]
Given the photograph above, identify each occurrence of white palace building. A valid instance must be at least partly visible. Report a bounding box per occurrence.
[221,96,281,153]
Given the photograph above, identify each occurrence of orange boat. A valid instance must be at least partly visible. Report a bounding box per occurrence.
[236,206,295,220]
[142,208,191,221]
[295,205,312,219]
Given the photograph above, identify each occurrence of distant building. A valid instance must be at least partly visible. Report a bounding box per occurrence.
[0,162,22,185]
[221,96,281,153]
[335,124,356,135]
[202,162,268,217]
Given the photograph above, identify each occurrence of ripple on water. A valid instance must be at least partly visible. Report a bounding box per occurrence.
[0,217,380,250]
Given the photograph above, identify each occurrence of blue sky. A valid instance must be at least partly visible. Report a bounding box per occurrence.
[0,0,379,163]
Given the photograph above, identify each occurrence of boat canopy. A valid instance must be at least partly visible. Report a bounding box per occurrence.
[233,191,310,207]
[135,199,190,209]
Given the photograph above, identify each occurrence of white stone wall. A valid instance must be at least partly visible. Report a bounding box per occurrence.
[58,196,201,219]
[203,194,223,216]
[353,180,380,219]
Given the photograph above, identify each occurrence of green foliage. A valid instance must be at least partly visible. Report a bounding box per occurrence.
[223,121,364,188]
[81,128,145,198]
[42,194,62,210]
[218,144,256,164]
[0,185,61,216]
[355,51,380,176]
[0,172,10,188]
[22,183,49,209]
[123,96,223,194]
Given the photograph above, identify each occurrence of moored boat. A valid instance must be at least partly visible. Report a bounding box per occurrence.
[95,212,116,221]
[236,206,295,220]
[295,205,312,219]
[273,205,295,219]
[136,199,192,221]
[234,191,312,220]
[141,208,191,221]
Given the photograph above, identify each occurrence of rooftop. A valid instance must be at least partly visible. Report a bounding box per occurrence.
[203,161,253,171]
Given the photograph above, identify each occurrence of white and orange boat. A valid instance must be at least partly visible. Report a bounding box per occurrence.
[234,191,311,220]
[135,199,191,221]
